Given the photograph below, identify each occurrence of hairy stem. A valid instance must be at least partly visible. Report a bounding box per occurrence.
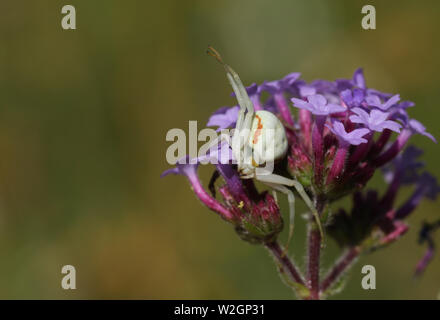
[320,247,360,293]
[307,227,321,299]
[265,241,305,286]
[307,198,327,299]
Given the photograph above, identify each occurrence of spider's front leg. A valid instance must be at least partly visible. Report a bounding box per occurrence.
[207,46,254,165]
[256,173,325,245]
[264,182,296,254]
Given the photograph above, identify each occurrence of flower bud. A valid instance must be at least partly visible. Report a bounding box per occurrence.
[218,185,283,244]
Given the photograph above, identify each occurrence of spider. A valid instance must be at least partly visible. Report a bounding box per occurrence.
[207,46,324,249]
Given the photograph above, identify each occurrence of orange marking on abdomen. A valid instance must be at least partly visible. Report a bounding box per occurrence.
[252,115,263,144]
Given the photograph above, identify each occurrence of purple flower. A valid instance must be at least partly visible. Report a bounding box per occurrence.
[408,119,436,142]
[389,107,410,124]
[260,72,301,95]
[165,57,439,297]
[332,68,366,94]
[395,100,415,110]
[327,121,370,146]
[373,118,436,168]
[261,74,300,126]
[197,140,234,165]
[395,172,440,219]
[379,146,428,211]
[261,96,278,114]
[350,108,402,133]
[352,68,366,89]
[415,244,435,276]
[161,157,234,221]
[291,94,346,116]
[414,220,440,276]
[382,146,424,184]
[207,106,239,131]
[366,94,401,111]
[310,79,338,94]
[282,72,302,90]
[162,158,283,243]
[341,89,365,108]
[245,82,259,96]
[418,172,440,200]
[367,88,394,100]
[260,80,280,95]
[298,84,317,98]
[335,79,354,92]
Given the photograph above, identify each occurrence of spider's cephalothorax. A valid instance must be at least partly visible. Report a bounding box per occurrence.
[207,46,324,249]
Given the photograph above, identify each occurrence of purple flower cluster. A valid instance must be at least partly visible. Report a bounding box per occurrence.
[167,65,437,239]
[162,65,438,296]
[209,68,436,195]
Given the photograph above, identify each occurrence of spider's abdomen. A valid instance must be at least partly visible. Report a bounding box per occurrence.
[248,110,288,166]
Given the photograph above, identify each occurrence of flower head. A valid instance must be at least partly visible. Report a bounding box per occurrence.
[164,59,438,296]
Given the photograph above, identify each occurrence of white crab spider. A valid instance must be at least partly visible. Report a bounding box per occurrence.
[207,47,324,248]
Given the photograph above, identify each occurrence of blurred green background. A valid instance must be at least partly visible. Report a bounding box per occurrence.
[0,0,438,299]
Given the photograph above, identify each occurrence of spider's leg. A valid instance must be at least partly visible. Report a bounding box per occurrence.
[207,46,254,115]
[264,182,296,256]
[196,130,237,173]
[256,173,325,244]
[208,170,220,197]
[207,46,254,166]
[271,189,278,204]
